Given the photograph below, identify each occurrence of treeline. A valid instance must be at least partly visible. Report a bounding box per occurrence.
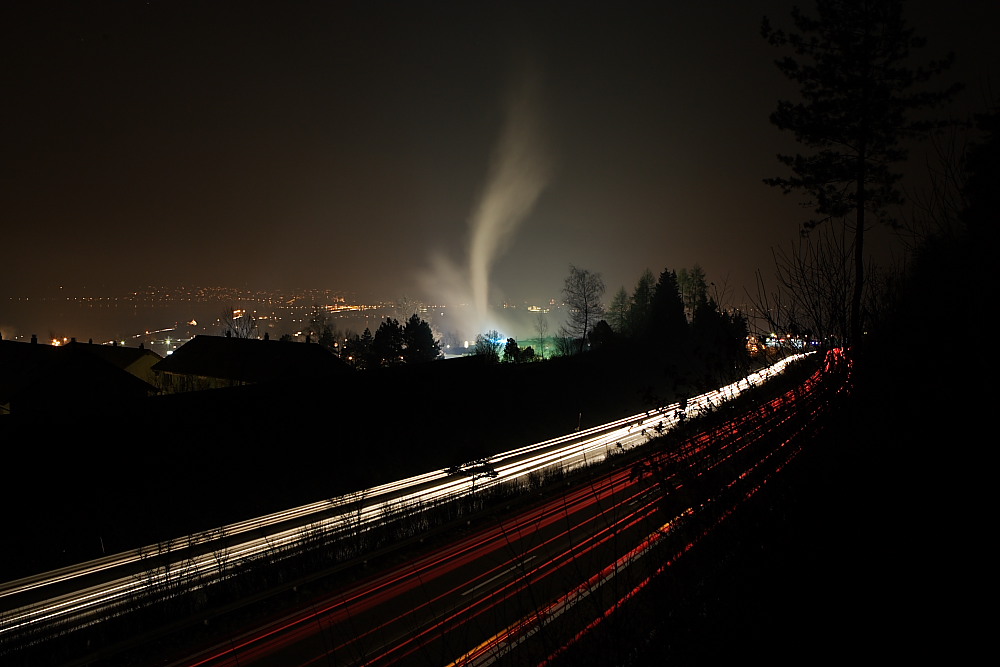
[292,263,751,382]
[459,263,752,388]
[590,264,751,382]
[295,309,441,370]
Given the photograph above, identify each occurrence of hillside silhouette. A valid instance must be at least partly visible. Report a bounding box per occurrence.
[2,340,729,580]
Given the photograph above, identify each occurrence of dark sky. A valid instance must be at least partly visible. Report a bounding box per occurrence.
[3,1,997,308]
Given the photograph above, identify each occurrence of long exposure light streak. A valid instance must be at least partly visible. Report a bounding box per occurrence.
[174,349,850,667]
[0,352,816,647]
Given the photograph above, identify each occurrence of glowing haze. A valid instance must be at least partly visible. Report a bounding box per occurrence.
[420,63,551,340]
[5,3,992,334]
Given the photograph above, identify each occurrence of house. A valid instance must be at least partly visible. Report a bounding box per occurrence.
[150,335,353,393]
[0,337,159,416]
[63,339,164,387]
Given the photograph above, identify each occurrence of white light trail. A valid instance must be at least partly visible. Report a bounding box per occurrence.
[0,353,812,639]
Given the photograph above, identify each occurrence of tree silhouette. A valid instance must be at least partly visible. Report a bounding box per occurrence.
[502,337,521,363]
[304,305,340,352]
[587,319,615,350]
[677,265,708,322]
[691,299,750,381]
[533,312,549,359]
[628,268,656,339]
[372,318,404,366]
[219,306,257,339]
[762,0,959,345]
[473,330,502,363]
[402,313,441,363]
[342,327,375,369]
[648,268,688,354]
[607,286,631,334]
[560,264,605,353]
[961,103,1000,242]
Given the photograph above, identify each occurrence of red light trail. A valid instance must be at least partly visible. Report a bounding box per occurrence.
[172,349,851,667]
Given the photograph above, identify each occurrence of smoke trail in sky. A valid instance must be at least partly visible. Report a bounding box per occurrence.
[467,67,551,325]
[417,64,550,342]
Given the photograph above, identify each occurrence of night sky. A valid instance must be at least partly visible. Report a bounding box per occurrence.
[4,1,997,308]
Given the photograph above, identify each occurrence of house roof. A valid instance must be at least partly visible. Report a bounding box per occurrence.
[0,339,158,413]
[151,335,353,384]
[62,340,162,370]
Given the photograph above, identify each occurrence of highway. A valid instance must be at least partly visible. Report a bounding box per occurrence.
[166,347,851,666]
[0,350,824,660]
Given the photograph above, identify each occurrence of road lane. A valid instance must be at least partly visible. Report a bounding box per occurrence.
[0,351,823,660]
[167,349,850,666]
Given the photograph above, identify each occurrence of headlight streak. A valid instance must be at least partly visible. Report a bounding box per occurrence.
[188,462,667,667]
[0,353,816,644]
[183,466,659,667]
[187,350,848,667]
[474,350,850,667]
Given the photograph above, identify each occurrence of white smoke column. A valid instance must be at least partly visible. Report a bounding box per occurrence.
[468,67,551,325]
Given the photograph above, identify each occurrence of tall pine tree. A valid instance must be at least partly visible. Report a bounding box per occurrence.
[762,0,959,346]
[648,269,688,353]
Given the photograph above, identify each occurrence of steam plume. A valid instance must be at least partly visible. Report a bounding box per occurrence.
[468,68,551,323]
[419,64,550,341]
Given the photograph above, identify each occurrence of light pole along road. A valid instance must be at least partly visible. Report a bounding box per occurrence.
[0,351,819,655]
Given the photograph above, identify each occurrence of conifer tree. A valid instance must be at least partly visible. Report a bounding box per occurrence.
[403,313,441,363]
[762,0,959,345]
